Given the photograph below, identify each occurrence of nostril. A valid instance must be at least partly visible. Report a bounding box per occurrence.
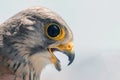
[67,45,71,49]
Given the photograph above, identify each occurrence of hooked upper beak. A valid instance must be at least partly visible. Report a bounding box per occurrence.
[57,42,75,65]
[48,42,75,71]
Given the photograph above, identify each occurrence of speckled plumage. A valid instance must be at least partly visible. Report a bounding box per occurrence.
[0,6,74,80]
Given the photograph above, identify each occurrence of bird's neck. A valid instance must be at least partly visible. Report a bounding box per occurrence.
[28,52,51,74]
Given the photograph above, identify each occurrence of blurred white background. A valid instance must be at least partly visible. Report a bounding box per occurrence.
[0,0,120,80]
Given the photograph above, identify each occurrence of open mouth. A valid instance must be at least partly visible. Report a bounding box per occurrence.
[47,42,75,71]
[48,48,62,71]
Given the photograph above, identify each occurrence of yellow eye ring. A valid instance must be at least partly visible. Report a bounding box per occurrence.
[45,23,65,40]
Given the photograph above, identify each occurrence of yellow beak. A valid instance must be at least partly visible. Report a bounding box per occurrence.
[48,42,75,71]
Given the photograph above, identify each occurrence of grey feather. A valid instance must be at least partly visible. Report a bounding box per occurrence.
[0,6,73,80]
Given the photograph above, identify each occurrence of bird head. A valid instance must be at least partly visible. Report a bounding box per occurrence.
[2,6,75,71]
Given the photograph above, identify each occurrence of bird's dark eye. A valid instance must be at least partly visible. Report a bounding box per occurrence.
[45,23,65,40]
[47,24,60,37]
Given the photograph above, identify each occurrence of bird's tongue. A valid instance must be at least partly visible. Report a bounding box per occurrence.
[50,48,60,52]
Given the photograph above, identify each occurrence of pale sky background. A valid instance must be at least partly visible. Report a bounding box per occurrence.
[0,0,120,80]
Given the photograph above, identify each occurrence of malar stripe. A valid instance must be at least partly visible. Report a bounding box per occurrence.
[13,62,21,73]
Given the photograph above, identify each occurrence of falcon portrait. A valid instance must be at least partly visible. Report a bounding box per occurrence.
[0,6,75,80]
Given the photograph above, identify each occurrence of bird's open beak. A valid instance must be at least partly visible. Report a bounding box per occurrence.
[48,42,75,71]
